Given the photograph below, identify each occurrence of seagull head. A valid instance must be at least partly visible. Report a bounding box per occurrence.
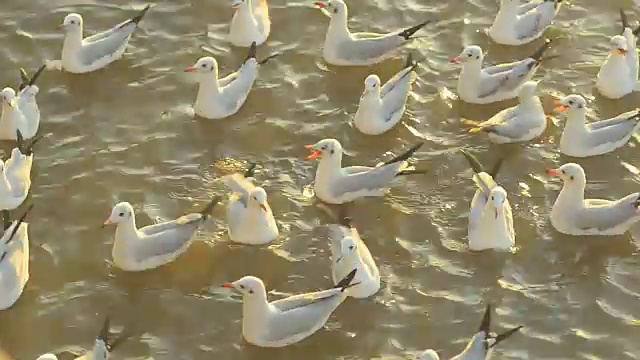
[609,35,628,55]
[0,88,17,109]
[102,202,134,227]
[231,0,247,10]
[304,138,342,160]
[518,80,539,100]
[450,45,483,64]
[488,187,508,219]
[222,276,266,299]
[418,350,440,360]
[314,0,347,18]
[60,13,83,32]
[363,74,382,95]
[21,84,39,98]
[184,57,219,76]
[553,94,586,113]
[250,187,269,212]
[336,235,357,263]
[546,163,586,186]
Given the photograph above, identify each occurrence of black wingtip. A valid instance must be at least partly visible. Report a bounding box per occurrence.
[530,38,552,62]
[98,315,111,343]
[398,20,430,40]
[396,169,427,176]
[381,142,424,166]
[107,327,134,352]
[28,64,46,87]
[24,135,43,156]
[131,4,152,24]
[6,204,33,243]
[459,149,485,175]
[258,53,280,66]
[243,163,257,178]
[479,303,491,335]
[18,68,29,91]
[245,42,258,63]
[489,157,504,180]
[15,129,24,151]
[334,268,358,290]
[200,195,222,216]
[2,210,10,231]
[490,325,523,348]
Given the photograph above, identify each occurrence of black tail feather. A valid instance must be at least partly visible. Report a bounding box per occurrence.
[459,149,485,175]
[131,4,152,24]
[28,65,46,87]
[6,205,33,244]
[398,20,430,40]
[381,142,424,166]
[396,169,427,176]
[98,315,111,343]
[334,268,358,290]
[108,327,134,352]
[200,196,222,217]
[243,163,257,178]
[479,303,492,335]
[259,53,280,65]
[2,210,10,231]
[489,157,504,179]
[24,135,43,156]
[530,38,552,62]
[490,326,523,348]
[245,42,257,63]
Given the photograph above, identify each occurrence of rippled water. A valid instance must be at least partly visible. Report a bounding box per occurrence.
[1,0,640,359]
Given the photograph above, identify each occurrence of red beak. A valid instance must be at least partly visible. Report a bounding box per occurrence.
[314,1,325,8]
[184,66,196,73]
[305,144,321,160]
[450,57,462,64]
[618,48,628,55]
[546,169,560,177]
[221,282,234,288]
[259,204,267,211]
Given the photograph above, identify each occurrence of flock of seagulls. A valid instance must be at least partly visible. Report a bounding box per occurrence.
[0,0,639,358]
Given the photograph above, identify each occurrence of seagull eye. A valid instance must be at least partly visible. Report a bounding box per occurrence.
[249,289,254,294]
[321,145,327,150]
[348,245,354,250]
[118,212,124,217]
[239,284,245,289]
[491,196,494,201]
[467,53,472,57]
[570,175,574,180]
[561,170,566,174]
[201,63,207,68]
[568,100,574,105]
[333,8,338,13]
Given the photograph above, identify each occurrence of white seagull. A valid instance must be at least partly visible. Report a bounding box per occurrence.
[184,42,277,119]
[3,130,39,211]
[466,80,547,144]
[47,5,151,74]
[228,0,271,47]
[460,150,514,252]
[327,209,380,299]
[0,147,31,211]
[16,65,46,139]
[554,94,640,158]
[596,10,640,99]
[102,197,220,271]
[0,206,32,311]
[305,138,425,204]
[37,314,133,360]
[0,87,29,141]
[547,163,640,236]
[354,54,419,135]
[221,268,358,347]
[314,0,430,66]
[451,39,553,104]
[223,163,278,245]
[419,304,522,360]
[488,0,563,46]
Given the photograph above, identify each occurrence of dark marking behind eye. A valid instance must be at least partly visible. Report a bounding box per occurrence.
[570,176,574,180]
[249,289,254,294]
[333,8,338,13]
[118,212,124,217]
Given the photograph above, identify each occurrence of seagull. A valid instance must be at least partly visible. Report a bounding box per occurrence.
[221,268,359,347]
[313,0,430,66]
[466,80,547,144]
[596,9,640,99]
[37,314,133,359]
[5,130,40,192]
[326,207,380,299]
[228,0,271,47]
[554,94,640,157]
[419,304,522,360]
[184,42,278,119]
[102,196,221,271]
[0,87,29,141]
[459,150,514,251]
[547,163,640,236]
[46,5,151,74]
[223,163,278,245]
[304,138,425,204]
[488,0,563,46]
[17,65,46,139]
[451,39,553,104]
[353,54,419,135]
[0,206,32,310]
[0,149,30,211]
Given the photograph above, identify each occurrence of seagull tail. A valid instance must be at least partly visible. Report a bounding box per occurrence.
[380,142,424,166]
[200,196,222,218]
[530,38,552,62]
[398,20,430,40]
[131,4,152,25]
[334,268,360,291]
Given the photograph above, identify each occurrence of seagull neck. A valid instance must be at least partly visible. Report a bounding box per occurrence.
[564,109,588,132]
[317,152,343,179]
[461,61,483,82]
[114,214,140,243]
[241,293,270,338]
[62,30,83,59]
[327,12,350,41]
[237,1,256,20]
[557,179,586,207]
[194,73,220,109]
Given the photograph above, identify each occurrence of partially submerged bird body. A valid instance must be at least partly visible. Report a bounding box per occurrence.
[0,87,29,141]
[0,208,31,310]
[354,55,418,135]
[104,198,219,271]
[228,0,271,47]
[489,0,563,46]
[16,65,46,139]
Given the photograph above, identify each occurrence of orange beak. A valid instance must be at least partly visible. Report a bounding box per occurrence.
[184,66,196,73]
[305,144,321,160]
[259,203,267,211]
[553,99,568,112]
[617,48,628,55]
[221,282,234,288]
[546,168,560,177]
[450,57,462,64]
[101,219,113,228]
[314,1,325,8]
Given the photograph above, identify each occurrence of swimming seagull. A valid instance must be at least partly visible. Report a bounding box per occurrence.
[596,9,640,99]
[460,149,514,251]
[466,80,547,144]
[184,42,278,119]
[554,94,640,157]
[0,87,28,141]
[451,39,554,104]
[228,0,271,47]
[17,65,46,139]
[37,314,134,359]
[0,142,31,211]
[102,196,221,271]
[488,0,563,46]
[419,304,523,360]
[314,0,430,66]
[5,130,40,191]
[354,54,419,135]
[46,5,152,73]
[223,163,279,245]
[0,205,32,310]
[326,207,380,298]
[547,163,640,236]
[304,138,426,204]
[221,268,359,347]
